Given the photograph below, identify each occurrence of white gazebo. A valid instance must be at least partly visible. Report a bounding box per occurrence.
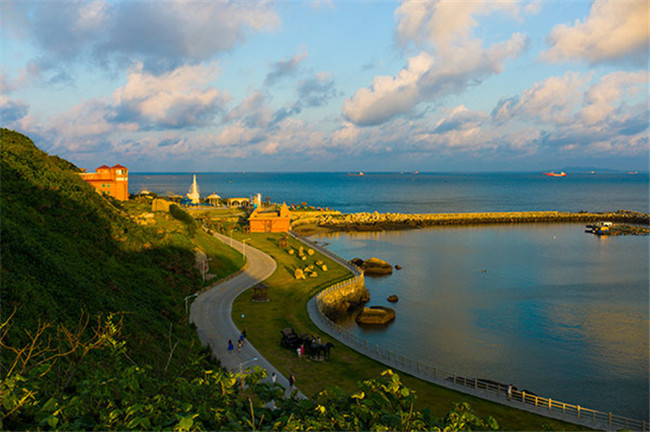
[206,193,221,206]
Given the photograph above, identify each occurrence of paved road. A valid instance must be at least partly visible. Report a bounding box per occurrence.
[190,232,304,398]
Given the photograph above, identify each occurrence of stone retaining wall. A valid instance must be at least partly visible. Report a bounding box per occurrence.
[317,275,368,322]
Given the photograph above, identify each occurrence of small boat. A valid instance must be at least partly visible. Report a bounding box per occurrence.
[543,171,566,177]
[626,171,639,175]
[347,172,364,176]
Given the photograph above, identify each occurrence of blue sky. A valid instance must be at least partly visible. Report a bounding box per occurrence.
[2,0,648,172]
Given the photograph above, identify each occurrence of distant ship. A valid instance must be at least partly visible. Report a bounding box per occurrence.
[626,171,639,175]
[347,172,365,176]
[543,171,567,177]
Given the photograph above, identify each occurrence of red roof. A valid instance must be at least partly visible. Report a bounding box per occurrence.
[112,164,127,169]
[97,164,110,169]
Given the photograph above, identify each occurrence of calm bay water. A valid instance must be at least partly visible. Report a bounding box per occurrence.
[131,172,649,420]
[312,225,649,420]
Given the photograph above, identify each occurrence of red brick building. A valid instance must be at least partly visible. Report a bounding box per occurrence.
[80,164,129,200]
[249,202,291,233]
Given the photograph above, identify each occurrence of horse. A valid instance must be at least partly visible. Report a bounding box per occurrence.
[308,342,334,360]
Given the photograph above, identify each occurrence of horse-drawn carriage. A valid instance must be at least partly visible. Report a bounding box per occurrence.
[280,328,312,350]
[280,328,334,360]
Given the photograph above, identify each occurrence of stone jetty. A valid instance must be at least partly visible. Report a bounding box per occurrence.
[292,210,649,235]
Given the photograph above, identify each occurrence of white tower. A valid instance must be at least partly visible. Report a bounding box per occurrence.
[186,175,200,204]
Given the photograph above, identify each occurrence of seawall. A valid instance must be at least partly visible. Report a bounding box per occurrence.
[292,210,649,235]
[291,233,368,322]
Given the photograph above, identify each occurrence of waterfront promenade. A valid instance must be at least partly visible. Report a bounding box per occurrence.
[190,232,304,399]
[190,230,646,430]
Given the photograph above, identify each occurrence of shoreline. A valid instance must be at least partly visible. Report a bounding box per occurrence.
[292,210,650,236]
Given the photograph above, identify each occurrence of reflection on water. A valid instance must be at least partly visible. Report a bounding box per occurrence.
[314,224,649,420]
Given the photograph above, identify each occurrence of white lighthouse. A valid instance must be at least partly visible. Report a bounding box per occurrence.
[186,175,200,204]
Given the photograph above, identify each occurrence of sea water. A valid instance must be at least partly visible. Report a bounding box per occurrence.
[130,172,649,213]
[131,172,649,420]
[312,225,649,421]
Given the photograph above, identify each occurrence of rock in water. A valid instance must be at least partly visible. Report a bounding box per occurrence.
[394,264,402,270]
[350,257,364,267]
[356,306,395,325]
[387,295,399,303]
[361,257,393,275]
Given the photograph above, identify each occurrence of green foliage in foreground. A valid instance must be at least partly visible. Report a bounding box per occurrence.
[1,314,498,431]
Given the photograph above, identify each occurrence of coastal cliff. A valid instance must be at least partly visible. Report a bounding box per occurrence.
[292,210,649,235]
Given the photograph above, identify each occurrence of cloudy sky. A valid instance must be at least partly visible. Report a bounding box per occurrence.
[2,0,648,172]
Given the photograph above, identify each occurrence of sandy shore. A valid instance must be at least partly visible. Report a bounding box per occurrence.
[292,210,650,236]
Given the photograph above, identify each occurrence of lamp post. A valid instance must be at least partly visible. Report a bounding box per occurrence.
[239,357,258,390]
[242,238,251,259]
[184,293,198,318]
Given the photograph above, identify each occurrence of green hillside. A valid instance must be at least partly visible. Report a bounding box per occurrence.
[1,129,207,367]
[0,129,502,431]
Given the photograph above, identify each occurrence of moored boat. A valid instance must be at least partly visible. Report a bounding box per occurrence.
[543,171,566,177]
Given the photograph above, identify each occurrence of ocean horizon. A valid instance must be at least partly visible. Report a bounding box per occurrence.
[130,171,650,214]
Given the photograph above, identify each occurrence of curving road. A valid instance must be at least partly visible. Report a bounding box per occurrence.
[190,232,304,398]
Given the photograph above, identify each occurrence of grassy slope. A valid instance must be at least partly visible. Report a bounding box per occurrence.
[232,233,585,431]
[0,129,243,371]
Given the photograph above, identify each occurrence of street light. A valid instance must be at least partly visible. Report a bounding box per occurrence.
[242,238,251,259]
[239,356,258,390]
[184,293,198,316]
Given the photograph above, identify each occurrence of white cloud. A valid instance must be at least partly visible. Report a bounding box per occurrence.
[582,71,649,124]
[343,33,527,126]
[342,52,434,125]
[394,0,521,50]
[111,62,229,129]
[541,0,649,65]
[499,72,590,124]
[343,0,529,126]
[7,1,281,74]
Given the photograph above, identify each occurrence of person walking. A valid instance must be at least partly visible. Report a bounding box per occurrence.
[227,339,234,353]
[507,384,512,401]
[237,339,242,353]
[297,346,302,360]
[289,374,295,388]
[271,372,276,384]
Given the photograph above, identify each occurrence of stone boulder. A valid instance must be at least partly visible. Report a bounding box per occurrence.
[361,257,393,275]
[152,198,172,212]
[350,258,364,267]
[387,295,399,303]
[356,306,395,325]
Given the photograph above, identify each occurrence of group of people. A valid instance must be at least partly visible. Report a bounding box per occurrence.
[227,330,247,354]
[297,336,322,360]
[226,328,303,393]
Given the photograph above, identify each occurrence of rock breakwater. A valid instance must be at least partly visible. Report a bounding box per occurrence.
[293,210,649,235]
